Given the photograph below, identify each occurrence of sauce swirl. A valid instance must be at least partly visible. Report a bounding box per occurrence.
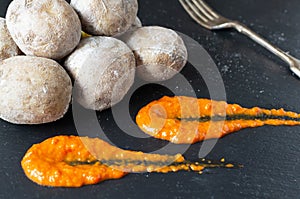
[136,96,300,144]
[21,135,238,187]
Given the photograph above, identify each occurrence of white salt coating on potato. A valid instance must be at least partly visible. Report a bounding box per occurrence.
[0,56,72,124]
[121,26,188,81]
[0,18,20,61]
[115,16,142,39]
[64,36,136,111]
[6,0,81,60]
[70,0,138,36]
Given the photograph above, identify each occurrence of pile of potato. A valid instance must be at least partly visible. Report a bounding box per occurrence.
[0,0,188,125]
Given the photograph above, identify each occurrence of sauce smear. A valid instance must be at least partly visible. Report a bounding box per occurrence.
[136,96,300,144]
[21,135,238,187]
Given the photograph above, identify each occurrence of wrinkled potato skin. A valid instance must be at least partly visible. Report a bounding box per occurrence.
[64,36,136,111]
[0,56,72,124]
[6,0,81,60]
[71,0,138,36]
[122,26,188,81]
[114,16,142,39]
[0,18,20,61]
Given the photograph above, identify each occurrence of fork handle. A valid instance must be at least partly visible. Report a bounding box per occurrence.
[230,22,297,69]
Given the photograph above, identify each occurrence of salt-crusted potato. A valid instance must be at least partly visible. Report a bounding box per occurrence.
[0,56,72,124]
[115,17,142,39]
[70,0,138,36]
[114,17,141,42]
[6,0,81,60]
[64,36,136,111]
[0,17,20,61]
[121,26,188,81]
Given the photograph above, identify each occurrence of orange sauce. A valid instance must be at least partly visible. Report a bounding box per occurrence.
[21,136,126,187]
[21,135,238,187]
[136,96,300,144]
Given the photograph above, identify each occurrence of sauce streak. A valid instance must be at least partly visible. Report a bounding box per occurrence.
[136,96,300,144]
[21,135,238,187]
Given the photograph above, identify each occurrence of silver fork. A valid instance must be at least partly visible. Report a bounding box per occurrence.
[179,0,300,78]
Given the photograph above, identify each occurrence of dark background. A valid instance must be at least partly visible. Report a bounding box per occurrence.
[0,0,300,198]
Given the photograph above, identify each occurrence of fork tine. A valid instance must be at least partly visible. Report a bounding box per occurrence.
[195,0,220,19]
[179,0,210,26]
[186,0,210,22]
[191,0,217,20]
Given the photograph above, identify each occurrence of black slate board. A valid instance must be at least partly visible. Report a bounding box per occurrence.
[0,0,300,198]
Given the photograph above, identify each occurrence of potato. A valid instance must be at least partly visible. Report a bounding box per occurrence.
[0,56,72,124]
[114,17,142,44]
[0,17,20,61]
[70,0,138,36]
[121,26,188,81]
[64,36,136,111]
[132,17,142,29]
[6,0,81,60]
